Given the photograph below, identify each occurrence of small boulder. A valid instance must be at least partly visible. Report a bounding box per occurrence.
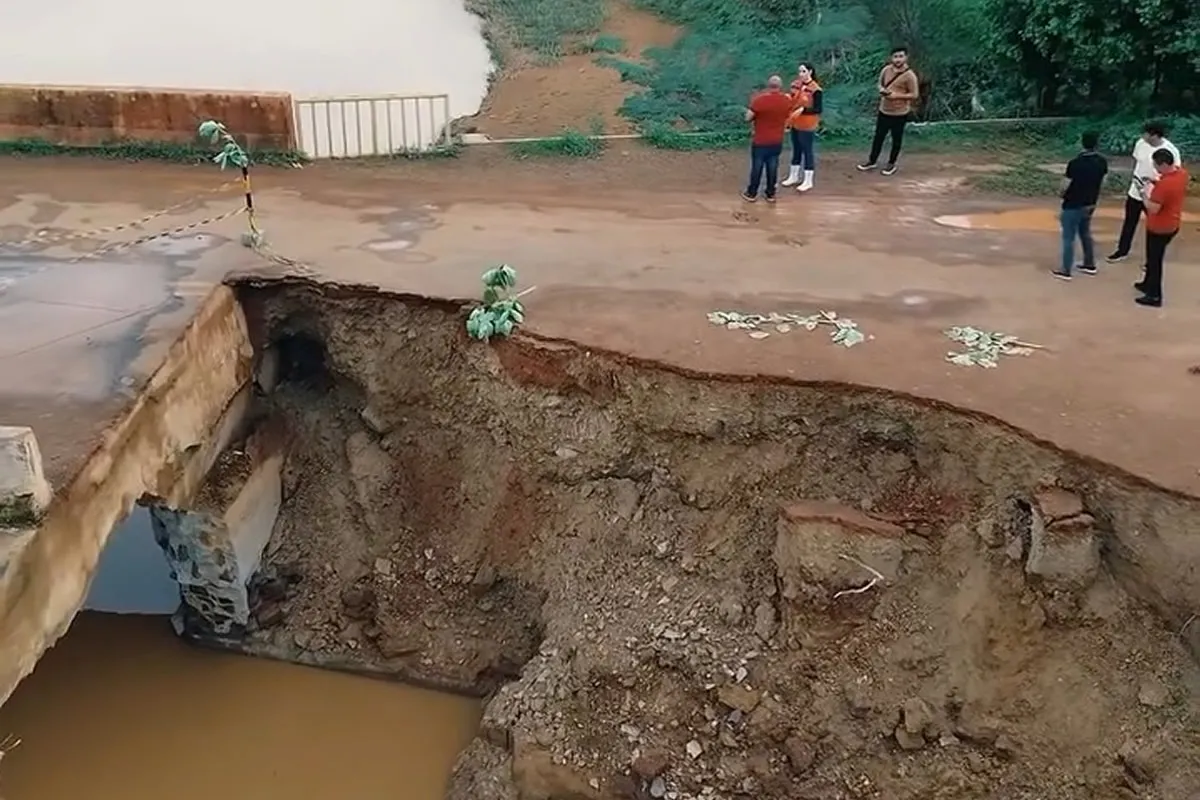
[717,683,761,715]
[901,697,934,735]
[1033,487,1084,522]
[1137,678,1172,709]
[631,749,669,780]
[894,726,925,750]
[784,736,816,773]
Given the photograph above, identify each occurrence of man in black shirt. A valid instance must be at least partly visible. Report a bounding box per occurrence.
[1053,131,1108,280]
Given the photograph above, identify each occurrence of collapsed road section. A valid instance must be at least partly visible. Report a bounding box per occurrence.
[2,274,1199,799]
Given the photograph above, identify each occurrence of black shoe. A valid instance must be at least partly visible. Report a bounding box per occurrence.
[1051,270,1072,281]
[856,162,877,171]
[1133,280,1147,292]
[881,163,898,176]
[1078,265,1098,275]
[765,195,777,204]
[1135,295,1163,307]
[1106,251,1128,263]
[741,192,757,203]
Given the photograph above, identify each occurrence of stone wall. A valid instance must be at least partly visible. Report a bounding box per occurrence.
[0,84,297,149]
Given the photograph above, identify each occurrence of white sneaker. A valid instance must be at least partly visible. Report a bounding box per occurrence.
[797,170,814,193]
[781,165,801,186]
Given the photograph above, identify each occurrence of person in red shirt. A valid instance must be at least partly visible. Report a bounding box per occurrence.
[742,75,793,203]
[1134,148,1188,307]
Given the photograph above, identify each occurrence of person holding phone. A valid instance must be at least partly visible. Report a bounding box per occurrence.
[1133,148,1188,307]
[1107,121,1182,263]
[856,46,919,176]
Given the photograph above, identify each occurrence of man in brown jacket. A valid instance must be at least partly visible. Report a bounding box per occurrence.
[857,46,920,176]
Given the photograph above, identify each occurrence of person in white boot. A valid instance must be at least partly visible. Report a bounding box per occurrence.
[781,63,823,193]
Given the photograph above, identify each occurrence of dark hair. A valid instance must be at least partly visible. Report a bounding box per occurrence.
[1144,120,1168,138]
[1152,147,1176,166]
[797,62,817,80]
[1081,131,1099,150]
[891,46,908,55]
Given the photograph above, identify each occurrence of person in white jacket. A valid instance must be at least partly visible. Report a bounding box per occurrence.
[1107,120,1182,262]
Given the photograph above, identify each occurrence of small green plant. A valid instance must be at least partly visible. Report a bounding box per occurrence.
[509,128,605,158]
[586,33,625,53]
[466,265,527,341]
[197,120,266,247]
[198,120,250,170]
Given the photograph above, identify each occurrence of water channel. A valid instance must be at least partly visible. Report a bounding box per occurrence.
[0,513,481,798]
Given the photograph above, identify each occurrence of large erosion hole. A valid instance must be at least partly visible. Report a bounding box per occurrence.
[223,279,1200,800]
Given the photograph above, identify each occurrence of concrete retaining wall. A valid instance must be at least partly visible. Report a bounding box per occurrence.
[0,286,254,708]
[0,84,297,149]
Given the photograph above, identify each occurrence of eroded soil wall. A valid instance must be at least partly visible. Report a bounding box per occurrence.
[228,278,1200,800]
[0,84,296,148]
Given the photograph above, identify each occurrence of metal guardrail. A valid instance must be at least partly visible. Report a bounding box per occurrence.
[294,94,451,159]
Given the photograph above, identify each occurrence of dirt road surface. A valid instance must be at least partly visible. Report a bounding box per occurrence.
[1,146,1197,493]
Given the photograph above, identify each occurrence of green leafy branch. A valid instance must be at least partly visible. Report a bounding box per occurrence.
[197,120,250,170]
[466,265,534,341]
[944,326,1044,368]
[707,310,868,347]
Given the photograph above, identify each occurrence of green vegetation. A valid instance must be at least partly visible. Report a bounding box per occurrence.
[0,137,305,166]
[468,0,605,61]
[475,0,1200,159]
[585,33,626,53]
[509,129,605,158]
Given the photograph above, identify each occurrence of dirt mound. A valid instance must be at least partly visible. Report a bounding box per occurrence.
[226,279,1200,800]
[472,2,678,138]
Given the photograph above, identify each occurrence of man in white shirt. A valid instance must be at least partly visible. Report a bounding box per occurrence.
[1107,120,1182,262]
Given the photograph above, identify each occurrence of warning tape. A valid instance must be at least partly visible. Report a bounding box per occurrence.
[0,180,242,249]
[70,207,246,262]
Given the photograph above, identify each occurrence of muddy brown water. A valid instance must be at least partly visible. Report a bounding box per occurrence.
[0,515,480,799]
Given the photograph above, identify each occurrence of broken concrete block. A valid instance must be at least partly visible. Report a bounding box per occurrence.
[0,426,51,527]
[1025,499,1099,590]
[150,422,287,637]
[774,502,905,603]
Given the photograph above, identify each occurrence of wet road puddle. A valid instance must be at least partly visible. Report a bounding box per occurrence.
[935,207,1200,232]
[0,613,480,799]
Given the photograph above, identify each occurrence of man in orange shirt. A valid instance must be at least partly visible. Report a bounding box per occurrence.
[742,75,793,203]
[1134,148,1188,307]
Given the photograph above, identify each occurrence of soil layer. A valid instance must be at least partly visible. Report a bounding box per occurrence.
[222,277,1199,800]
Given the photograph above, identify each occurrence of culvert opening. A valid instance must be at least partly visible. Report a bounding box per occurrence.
[197,279,1200,800]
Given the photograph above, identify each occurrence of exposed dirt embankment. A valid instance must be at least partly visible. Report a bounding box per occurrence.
[228,277,1200,800]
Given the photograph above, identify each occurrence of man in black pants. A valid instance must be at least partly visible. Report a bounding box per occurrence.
[856,47,920,176]
[1107,120,1182,263]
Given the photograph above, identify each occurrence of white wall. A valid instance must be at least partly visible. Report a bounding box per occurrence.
[0,0,492,121]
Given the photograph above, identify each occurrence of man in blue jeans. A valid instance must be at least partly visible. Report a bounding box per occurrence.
[1053,131,1108,280]
[742,75,792,203]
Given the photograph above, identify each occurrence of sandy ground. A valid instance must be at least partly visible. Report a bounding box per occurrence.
[1,145,1198,494]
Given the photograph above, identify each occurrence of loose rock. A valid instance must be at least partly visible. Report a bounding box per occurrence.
[784,736,815,774]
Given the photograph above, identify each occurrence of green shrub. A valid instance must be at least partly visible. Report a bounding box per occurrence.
[593,55,655,85]
[509,129,605,158]
[586,33,626,53]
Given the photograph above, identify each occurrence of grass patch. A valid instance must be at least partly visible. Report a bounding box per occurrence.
[509,128,606,158]
[593,55,655,85]
[468,0,606,62]
[585,33,626,53]
[967,161,1129,197]
[0,137,306,166]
